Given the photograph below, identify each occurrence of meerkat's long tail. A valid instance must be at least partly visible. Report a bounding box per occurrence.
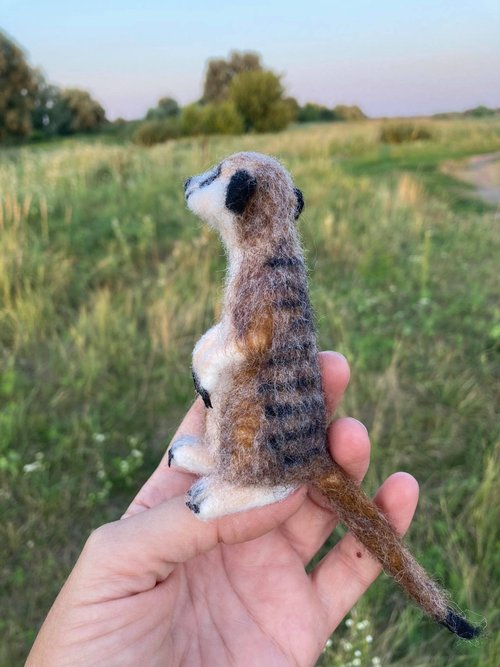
[313,466,480,640]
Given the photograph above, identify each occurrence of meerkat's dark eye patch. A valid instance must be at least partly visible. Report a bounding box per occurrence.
[294,188,304,219]
[225,169,257,215]
[199,163,222,188]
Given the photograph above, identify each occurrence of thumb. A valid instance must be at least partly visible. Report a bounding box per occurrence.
[77,487,307,599]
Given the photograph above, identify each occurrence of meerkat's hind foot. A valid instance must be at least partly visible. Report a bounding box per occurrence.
[186,477,296,520]
[167,435,215,475]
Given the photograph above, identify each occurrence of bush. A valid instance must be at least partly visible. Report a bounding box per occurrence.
[132,118,180,146]
[379,122,433,144]
[297,103,336,123]
[333,104,367,121]
[145,97,180,120]
[199,102,244,135]
[297,102,367,123]
[180,102,244,137]
[464,105,498,118]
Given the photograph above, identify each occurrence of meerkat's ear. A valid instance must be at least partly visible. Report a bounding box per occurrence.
[294,188,304,220]
[225,170,257,215]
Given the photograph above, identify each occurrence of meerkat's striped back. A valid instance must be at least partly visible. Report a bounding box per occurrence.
[256,249,328,478]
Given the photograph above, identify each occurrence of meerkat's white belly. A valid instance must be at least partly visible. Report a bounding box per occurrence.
[192,321,243,395]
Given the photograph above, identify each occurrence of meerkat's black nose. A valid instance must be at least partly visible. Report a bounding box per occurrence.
[184,177,192,192]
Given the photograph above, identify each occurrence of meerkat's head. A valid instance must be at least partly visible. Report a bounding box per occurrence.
[184,152,304,249]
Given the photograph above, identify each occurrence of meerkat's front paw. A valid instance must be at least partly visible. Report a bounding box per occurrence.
[167,435,214,474]
[186,477,296,520]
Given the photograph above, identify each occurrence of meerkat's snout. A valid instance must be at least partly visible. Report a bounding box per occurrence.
[184,163,228,225]
[185,159,261,233]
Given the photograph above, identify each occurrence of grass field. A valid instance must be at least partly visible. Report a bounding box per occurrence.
[1,118,499,666]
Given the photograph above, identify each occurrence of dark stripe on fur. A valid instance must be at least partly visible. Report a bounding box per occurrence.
[290,315,312,331]
[276,299,305,309]
[258,376,319,394]
[265,398,323,418]
[264,256,303,269]
[199,164,222,188]
[283,447,322,468]
[273,341,313,353]
[266,350,315,367]
[267,421,323,450]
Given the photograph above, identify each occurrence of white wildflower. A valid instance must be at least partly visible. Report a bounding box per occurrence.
[345,618,354,627]
[23,460,43,473]
[93,433,106,443]
[372,658,382,666]
[354,649,362,657]
[366,634,373,643]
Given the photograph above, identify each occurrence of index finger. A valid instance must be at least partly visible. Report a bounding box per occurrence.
[122,397,205,517]
[319,351,350,421]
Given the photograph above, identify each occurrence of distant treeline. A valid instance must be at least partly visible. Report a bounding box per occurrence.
[433,105,500,120]
[4,29,495,148]
[0,32,369,146]
[129,94,367,146]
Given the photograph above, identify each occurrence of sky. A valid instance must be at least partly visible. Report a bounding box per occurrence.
[1,0,500,120]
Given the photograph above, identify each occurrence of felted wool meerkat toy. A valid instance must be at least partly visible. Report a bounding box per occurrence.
[169,151,480,640]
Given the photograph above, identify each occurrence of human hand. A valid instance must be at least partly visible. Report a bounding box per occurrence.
[27,351,419,667]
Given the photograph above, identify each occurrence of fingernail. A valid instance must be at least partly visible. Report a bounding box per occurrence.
[346,417,368,434]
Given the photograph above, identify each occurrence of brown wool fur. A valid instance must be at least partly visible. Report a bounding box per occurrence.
[171,151,480,640]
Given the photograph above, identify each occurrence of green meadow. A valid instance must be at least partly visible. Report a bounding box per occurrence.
[1,118,499,665]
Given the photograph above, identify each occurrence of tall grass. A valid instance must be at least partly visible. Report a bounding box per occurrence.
[1,118,499,665]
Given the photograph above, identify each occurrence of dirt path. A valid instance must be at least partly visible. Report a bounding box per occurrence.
[441,151,500,205]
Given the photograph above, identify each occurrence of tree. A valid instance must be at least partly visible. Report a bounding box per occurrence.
[31,72,69,138]
[296,102,367,123]
[297,103,336,123]
[229,70,292,133]
[464,105,497,118]
[145,96,179,120]
[203,50,262,103]
[332,104,366,121]
[57,88,106,134]
[284,96,300,122]
[0,31,38,142]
